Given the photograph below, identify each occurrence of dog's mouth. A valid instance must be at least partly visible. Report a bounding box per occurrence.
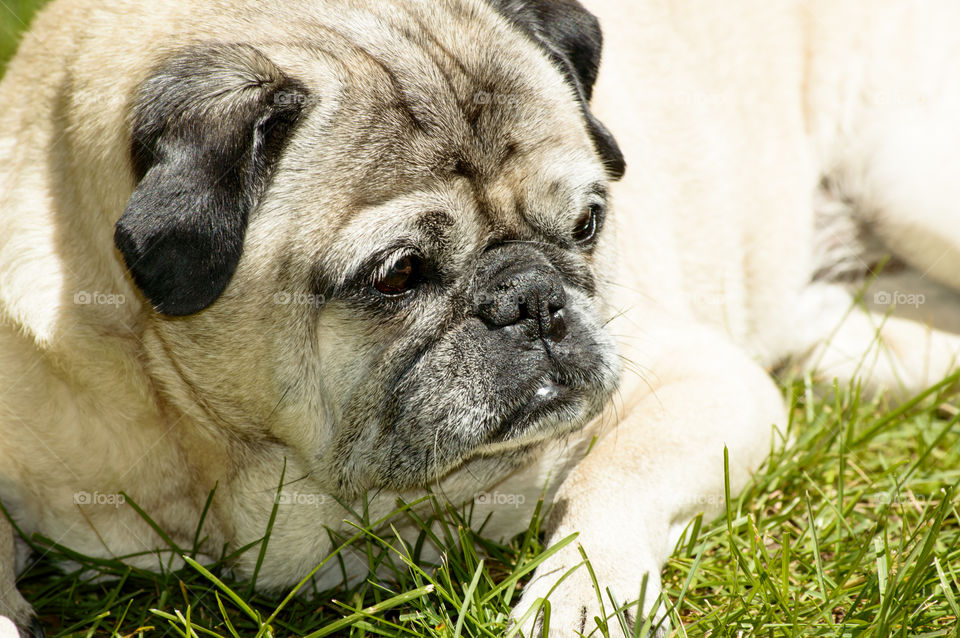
[480,358,616,450]
[342,283,620,493]
[486,378,576,442]
[339,344,617,495]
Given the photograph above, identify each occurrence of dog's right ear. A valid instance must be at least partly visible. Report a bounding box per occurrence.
[116,44,309,316]
[487,0,625,180]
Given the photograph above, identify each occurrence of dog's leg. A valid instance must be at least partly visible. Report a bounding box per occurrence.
[796,284,960,396]
[0,515,38,637]
[853,105,960,296]
[512,325,784,637]
[825,1,960,295]
[806,8,960,394]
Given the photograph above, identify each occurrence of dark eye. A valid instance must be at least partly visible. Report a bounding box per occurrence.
[572,203,603,245]
[374,255,424,296]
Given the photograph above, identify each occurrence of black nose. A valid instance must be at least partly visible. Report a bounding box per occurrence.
[477,264,567,342]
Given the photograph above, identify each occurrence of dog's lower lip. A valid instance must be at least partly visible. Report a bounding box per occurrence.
[522,380,569,415]
[489,381,573,441]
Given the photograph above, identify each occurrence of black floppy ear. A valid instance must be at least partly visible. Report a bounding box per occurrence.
[115,44,309,316]
[488,0,625,179]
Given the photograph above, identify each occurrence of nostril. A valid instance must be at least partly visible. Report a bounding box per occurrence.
[544,308,567,342]
[476,263,567,333]
[518,299,545,322]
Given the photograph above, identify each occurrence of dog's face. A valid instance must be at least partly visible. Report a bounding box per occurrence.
[114,0,623,497]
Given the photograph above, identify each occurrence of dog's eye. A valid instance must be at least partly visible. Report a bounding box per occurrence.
[572,203,603,246]
[374,255,423,296]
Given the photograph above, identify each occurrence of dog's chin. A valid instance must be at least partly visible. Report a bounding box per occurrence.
[481,381,594,450]
[357,312,620,493]
[366,370,615,494]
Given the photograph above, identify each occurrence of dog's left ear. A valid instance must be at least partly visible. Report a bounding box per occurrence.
[489,0,625,179]
[115,44,309,316]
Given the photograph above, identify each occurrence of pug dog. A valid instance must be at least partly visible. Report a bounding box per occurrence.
[2,0,959,636]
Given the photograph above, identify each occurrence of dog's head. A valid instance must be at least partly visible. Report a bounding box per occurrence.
[114,0,623,496]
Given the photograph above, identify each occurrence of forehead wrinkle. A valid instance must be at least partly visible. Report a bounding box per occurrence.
[468,145,606,238]
[287,2,596,208]
[336,7,470,138]
[292,15,463,141]
[365,0,478,98]
[320,188,479,286]
[371,1,532,161]
[352,0,561,173]
[440,174,522,246]
[390,7,480,98]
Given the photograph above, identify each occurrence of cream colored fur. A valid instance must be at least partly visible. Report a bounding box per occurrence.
[1,1,959,636]
[514,0,960,633]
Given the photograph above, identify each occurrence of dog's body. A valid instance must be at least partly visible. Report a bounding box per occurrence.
[1,0,959,635]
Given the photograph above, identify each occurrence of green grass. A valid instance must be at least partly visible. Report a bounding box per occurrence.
[5,373,958,637]
[2,3,959,636]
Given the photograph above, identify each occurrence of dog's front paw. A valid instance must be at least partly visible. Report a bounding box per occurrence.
[510,545,668,638]
[0,590,41,638]
[0,613,43,638]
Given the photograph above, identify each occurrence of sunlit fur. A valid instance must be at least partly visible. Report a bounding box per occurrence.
[1,1,960,636]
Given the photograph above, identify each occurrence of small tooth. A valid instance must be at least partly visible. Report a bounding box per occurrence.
[535,384,558,399]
